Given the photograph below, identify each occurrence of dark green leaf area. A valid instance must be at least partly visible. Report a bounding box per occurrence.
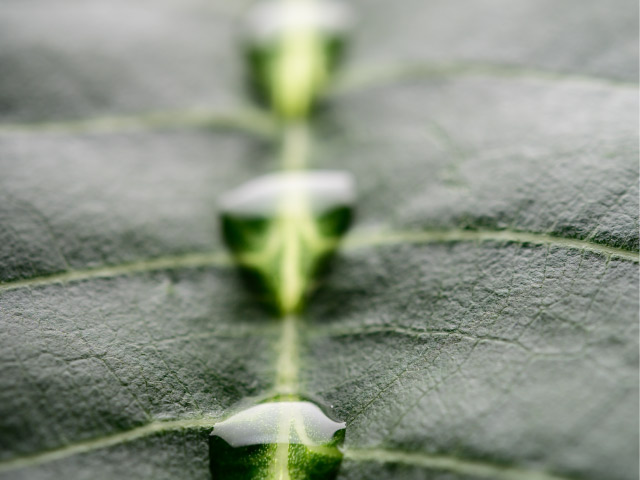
[0,269,277,461]
[0,130,269,283]
[315,78,638,251]
[5,428,211,480]
[304,242,639,480]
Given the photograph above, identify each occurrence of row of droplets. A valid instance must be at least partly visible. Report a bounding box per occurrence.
[211,1,356,479]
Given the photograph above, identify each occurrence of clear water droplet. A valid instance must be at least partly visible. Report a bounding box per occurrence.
[210,400,346,479]
[243,0,353,118]
[220,170,355,314]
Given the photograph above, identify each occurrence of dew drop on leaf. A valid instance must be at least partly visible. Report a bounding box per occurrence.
[243,0,353,118]
[219,170,355,314]
[210,399,346,479]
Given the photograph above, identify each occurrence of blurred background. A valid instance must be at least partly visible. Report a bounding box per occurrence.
[1,0,637,122]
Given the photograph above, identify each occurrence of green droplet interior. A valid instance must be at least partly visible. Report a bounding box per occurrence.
[244,0,352,118]
[220,170,355,315]
[210,400,346,480]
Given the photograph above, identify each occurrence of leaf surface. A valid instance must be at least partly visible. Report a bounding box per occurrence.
[0,0,637,479]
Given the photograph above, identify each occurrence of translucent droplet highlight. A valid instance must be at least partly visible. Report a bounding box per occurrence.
[210,400,346,479]
[243,0,353,118]
[220,170,355,314]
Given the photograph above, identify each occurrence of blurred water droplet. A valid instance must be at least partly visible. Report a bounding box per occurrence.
[243,0,353,118]
[220,170,355,314]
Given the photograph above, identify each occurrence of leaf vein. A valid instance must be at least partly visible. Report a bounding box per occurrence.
[330,61,638,98]
[0,418,218,474]
[1,228,636,294]
[343,447,576,480]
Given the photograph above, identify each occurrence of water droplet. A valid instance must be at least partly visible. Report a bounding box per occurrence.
[243,0,353,118]
[220,170,355,314]
[210,400,346,479]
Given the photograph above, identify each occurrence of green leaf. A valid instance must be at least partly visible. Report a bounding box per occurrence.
[0,0,637,479]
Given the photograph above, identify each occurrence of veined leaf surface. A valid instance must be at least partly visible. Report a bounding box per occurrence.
[0,0,637,479]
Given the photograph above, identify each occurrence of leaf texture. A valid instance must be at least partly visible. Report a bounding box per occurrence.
[0,0,637,479]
